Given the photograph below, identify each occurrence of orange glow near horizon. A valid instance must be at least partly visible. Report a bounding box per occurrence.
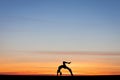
[0,51,120,75]
[0,61,120,75]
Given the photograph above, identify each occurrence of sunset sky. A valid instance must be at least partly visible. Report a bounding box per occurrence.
[0,0,120,75]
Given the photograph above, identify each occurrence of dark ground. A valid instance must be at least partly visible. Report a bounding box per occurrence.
[0,75,119,80]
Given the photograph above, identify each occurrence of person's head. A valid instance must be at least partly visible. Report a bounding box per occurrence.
[63,61,65,62]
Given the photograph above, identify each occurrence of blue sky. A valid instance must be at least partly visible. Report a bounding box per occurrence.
[0,0,120,52]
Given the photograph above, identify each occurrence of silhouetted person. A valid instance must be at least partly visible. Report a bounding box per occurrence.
[57,61,73,76]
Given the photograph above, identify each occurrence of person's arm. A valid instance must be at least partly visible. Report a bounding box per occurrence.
[63,61,71,64]
[67,61,71,64]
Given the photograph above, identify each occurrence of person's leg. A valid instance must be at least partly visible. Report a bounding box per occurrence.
[57,70,62,76]
[57,71,59,76]
[57,69,60,76]
[60,71,62,76]
[57,65,63,76]
[66,67,73,76]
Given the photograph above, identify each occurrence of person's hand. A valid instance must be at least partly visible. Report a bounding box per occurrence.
[68,62,71,64]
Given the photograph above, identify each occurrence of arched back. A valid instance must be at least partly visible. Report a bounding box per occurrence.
[57,65,73,76]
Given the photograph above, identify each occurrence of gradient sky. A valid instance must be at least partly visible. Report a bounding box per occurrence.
[0,0,120,75]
